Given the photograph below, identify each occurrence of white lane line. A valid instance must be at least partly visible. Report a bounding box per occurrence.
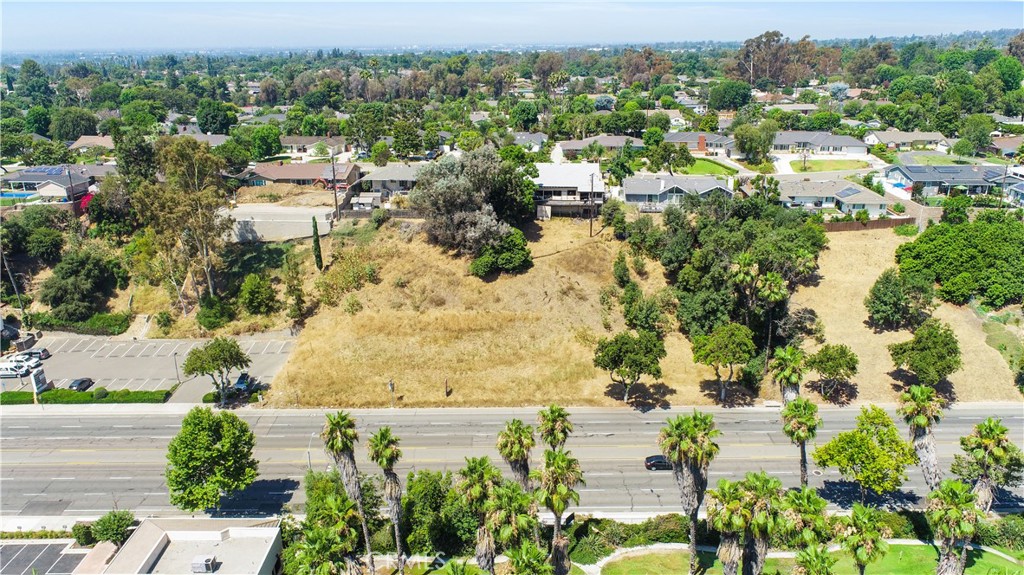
[53,339,72,353]
[245,341,257,354]
[147,436,173,439]
[69,339,89,352]
[83,493,105,496]
[164,424,181,428]
[272,341,287,353]
[106,378,120,390]
[113,425,133,428]
[170,342,185,355]
[7,426,28,429]
[265,434,285,438]
[155,343,169,356]
[123,344,139,357]
[144,492,166,496]
[135,378,152,391]
[90,344,110,358]
[104,344,126,358]
[579,489,606,492]
[61,425,82,428]
[51,477,76,480]
[110,477,133,480]
[587,472,615,476]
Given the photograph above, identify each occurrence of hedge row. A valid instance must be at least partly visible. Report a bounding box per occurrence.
[0,530,72,539]
[0,388,170,405]
[25,311,133,336]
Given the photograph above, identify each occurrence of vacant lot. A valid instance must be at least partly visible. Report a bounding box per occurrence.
[791,229,1019,404]
[269,219,718,408]
[790,159,870,172]
[680,158,737,176]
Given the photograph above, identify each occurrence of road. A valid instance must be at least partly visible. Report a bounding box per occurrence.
[1,336,294,401]
[1,404,1021,518]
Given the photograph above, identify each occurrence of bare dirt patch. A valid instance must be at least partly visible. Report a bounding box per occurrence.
[792,229,1019,404]
[268,219,718,409]
[236,183,336,207]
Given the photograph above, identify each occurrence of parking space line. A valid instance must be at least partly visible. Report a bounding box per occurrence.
[135,378,153,391]
[84,340,105,353]
[120,378,135,391]
[139,343,156,357]
[105,378,120,390]
[154,343,169,357]
[52,339,72,353]
[0,541,27,570]
[90,345,109,359]
[123,344,139,357]
[69,339,89,353]
[245,341,257,354]
[272,341,287,353]
[103,344,126,358]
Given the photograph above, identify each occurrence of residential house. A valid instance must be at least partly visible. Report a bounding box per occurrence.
[532,163,605,218]
[987,135,1023,157]
[242,162,360,188]
[174,133,228,148]
[1,165,92,202]
[990,112,1024,126]
[469,111,490,124]
[356,163,422,199]
[558,135,643,159]
[883,165,1020,197]
[779,179,889,218]
[622,174,733,212]
[863,130,946,150]
[674,94,707,115]
[69,135,114,152]
[663,132,735,155]
[280,136,345,155]
[1006,182,1024,206]
[513,131,548,153]
[771,131,868,155]
[766,103,819,116]
[101,518,282,575]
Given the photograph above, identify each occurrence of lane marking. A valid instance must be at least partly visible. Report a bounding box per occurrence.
[61,425,82,428]
[113,425,133,429]
[51,477,76,480]
[144,492,166,496]
[155,344,169,356]
[110,477,133,480]
[123,344,139,357]
[90,344,109,358]
[53,339,72,353]
[245,342,257,354]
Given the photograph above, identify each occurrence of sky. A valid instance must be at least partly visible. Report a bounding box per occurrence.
[2,1,1022,52]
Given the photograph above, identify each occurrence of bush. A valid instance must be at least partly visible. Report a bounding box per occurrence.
[26,228,64,263]
[0,530,73,540]
[154,311,173,330]
[249,392,259,403]
[854,209,870,224]
[894,223,919,237]
[343,294,363,315]
[202,391,220,404]
[84,312,132,335]
[370,208,391,229]
[977,514,1024,550]
[468,228,532,278]
[892,202,906,214]
[613,251,631,288]
[196,296,235,329]
[238,273,277,315]
[93,387,108,400]
[92,510,134,546]
[315,248,380,305]
[25,311,132,336]
[637,514,688,543]
[72,523,96,547]
[1,389,169,405]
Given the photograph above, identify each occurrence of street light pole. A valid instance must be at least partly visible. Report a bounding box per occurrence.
[330,149,340,220]
[307,432,316,470]
[173,352,181,384]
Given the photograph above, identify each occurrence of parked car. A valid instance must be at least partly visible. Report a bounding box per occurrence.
[14,348,50,361]
[234,372,255,394]
[0,325,18,341]
[3,356,40,370]
[68,378,95,392]
[0,364,30,378]
[644,455,672,471]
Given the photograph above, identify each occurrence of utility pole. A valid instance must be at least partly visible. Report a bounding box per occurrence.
[388,378,395,408]
[1,253,26,324]
[589,172,595,237]
[330,148,340,220]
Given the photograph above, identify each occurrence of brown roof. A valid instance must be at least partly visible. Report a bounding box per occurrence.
[251,162,356,181]
[70,135,114,149]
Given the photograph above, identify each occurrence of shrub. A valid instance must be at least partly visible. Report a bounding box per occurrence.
[469,228,532,278]
[854,209,870,224]
[370,208,391,229]
[315,248,380,306]
[894,223,918,237]
[343,295,362,315]
[92,510,134,546]
[892,202,906,214]
[631,255,647,277]
[613,251,630,287]
[238,273,277,315]
[202,391,219,403]
[72,523,96,547]
[25,311,132,336]
[196,296,235,330]
[976,514,1024,550]
[637,514,688,543]
[249,392,259,403]
[154,311,173,330]
[83,312,132,335]
[93,387,108,400]
[26,228,64,263]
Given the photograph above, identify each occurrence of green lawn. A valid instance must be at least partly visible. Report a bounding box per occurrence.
[681,158,738,176]
[910,154,973,166]
[790,159,870,172]
[601,546,1023,575]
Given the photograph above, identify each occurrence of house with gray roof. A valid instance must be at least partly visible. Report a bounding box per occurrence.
[663,132,735,155]
[883,165,1019,197]
[558,135,642,158]
[623,174,733,212]
[242,161,359,188]
[356,163,422,198]
[532,163,605,217]
[863,130,946,150]
[1007,182,1024,207]
[1,165,92,202]
[280,136,345,155]
[766,103,819,116]
[779,179,889,218]
[771,131,868,155]
[513,131,548,153]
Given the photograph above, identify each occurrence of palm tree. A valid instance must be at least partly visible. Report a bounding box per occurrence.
[732,252,759,325]
[497,419,536,492]
[320,412,374,574]
[951,417,1024,513]
[532,448,584,575]
[927,480,980,575]
[741,471,783,575]
[898,385,945,492]
[770,345,806,403]
[794,544,837,575]
[538,404,573,450]
[293,494,362,575]
[706,479,750,575]
[368,427,406,573]
[759,272,789,365]
[781,398,821,487]
[487,480,537,548]
[835,503,889,575]
[781,486,829,548]
[506,541,553,575]
[456,457,502,575]
[658,411,721,575]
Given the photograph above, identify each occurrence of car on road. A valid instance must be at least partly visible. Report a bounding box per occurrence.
[68,378,95,392]
[234,372,256,394]
[644,455,672,471]
[0,364,30,378]
[14,348,51,361]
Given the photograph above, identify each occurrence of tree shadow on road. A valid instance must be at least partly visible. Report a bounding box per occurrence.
[605,381,677,413]
[214,477,300,517]
[888,369,958,404]
[817,479,921,510]
[698,379,755,407]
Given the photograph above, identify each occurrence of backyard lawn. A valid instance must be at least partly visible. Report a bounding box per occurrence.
[790,159,870,172]
[909,153,973,166]
[601,546,1023,575]
[680,158,737,175]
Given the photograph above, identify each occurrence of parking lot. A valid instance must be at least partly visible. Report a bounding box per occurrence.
[0,543,85,575]
[1,336,295,399]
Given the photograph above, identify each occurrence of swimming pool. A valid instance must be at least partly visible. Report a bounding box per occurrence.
[0,191,39,199]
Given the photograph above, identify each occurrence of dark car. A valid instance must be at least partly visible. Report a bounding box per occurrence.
[644,455,672,471]
[68,378,95,392]
[233,372,255,394]
[15,348,50,361]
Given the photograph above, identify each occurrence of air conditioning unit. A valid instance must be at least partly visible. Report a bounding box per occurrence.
[191,555,216,573]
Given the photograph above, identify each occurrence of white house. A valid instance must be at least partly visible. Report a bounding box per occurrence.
[623,175,733,212]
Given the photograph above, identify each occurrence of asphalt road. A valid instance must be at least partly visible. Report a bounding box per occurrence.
[1,336,294,400]
[1,404,1021,518]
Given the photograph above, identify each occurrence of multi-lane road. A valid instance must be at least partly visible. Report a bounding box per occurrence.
[1,404,1020,519]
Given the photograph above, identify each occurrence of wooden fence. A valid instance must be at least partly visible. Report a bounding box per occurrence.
[822,217,915,232]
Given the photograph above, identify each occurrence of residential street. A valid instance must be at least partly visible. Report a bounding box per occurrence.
[1,404,1020,519]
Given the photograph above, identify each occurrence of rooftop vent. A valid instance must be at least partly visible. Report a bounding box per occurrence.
[191,555,216,573]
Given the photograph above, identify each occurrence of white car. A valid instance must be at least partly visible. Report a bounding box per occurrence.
[4,355,41,370]
[0,364,30,378]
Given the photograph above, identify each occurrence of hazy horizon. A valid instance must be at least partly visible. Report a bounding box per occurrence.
[2,1,1022,54]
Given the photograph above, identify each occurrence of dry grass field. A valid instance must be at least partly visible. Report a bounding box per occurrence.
[791,229,1019,404]
[268,218,720,408]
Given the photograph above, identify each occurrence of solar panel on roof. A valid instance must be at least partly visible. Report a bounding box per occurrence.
[905,166,927,173]
[836,187,860,199]
[935,167,961,173]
